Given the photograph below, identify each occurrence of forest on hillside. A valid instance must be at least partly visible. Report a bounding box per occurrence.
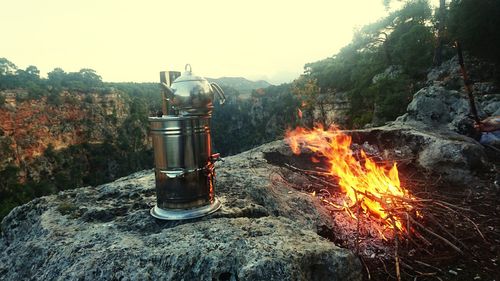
[293,0,500,128]
[1,0,499,221]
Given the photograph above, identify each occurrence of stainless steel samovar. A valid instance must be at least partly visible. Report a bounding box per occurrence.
[150,64,225,220]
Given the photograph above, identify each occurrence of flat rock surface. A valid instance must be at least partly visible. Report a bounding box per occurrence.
[0,140,362,281]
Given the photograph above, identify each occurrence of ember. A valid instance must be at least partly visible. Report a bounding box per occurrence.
[286,125,414,233]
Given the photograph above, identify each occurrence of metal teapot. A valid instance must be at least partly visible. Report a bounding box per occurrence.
[161,64,226,116]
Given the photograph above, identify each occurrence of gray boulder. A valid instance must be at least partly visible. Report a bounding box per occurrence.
[0,141,362,281]
[397,86,468,130]
[395,85,500,135]
[419,55,499,133]
[387,80,497,185]
[351,124,489,185]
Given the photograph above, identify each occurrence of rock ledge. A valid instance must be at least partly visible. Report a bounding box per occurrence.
[0,141,362,281]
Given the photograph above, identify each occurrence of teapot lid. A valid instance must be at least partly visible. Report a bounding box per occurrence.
[172,64,207,83]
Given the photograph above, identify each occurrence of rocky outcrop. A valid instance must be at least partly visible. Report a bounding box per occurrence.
[0,141,362,281]
[350,124,489,185]
[396,85,499,136]
[356,56,499,184]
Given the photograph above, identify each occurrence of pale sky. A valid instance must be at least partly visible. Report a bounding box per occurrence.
[0,0,428,84]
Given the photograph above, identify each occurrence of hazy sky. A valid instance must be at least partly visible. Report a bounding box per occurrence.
[2,0,416,84]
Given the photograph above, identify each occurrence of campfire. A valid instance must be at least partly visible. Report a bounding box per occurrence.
[286,125,414,234]
[275,124,498,280]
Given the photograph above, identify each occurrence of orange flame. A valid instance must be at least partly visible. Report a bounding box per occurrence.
[286,125,412,231]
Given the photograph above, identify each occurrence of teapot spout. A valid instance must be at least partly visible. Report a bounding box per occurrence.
[210,83,226,105]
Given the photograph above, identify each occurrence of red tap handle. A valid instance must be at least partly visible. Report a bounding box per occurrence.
[211,153,221,162]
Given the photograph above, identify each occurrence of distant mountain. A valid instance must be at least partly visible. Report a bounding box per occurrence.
[208,77,272,94]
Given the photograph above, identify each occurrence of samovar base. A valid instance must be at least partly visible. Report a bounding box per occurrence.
[150,197,221,220]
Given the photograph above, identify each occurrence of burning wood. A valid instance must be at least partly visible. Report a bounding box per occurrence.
[279,124,498,280]
[286,125,414,233]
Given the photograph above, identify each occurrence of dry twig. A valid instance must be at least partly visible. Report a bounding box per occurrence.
[408,216,464,255]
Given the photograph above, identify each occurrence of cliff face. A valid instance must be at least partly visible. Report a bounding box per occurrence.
[0,90,130,180]
[0,86,156,220]
[0,90,128,162]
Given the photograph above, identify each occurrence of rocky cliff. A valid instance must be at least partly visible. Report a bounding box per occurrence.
[0,88,154,221]
[0,90,129,179]
[349,56,499,185]
[0,141,362,281]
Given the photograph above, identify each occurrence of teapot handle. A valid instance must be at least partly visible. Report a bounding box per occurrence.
[210,83,226,105]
